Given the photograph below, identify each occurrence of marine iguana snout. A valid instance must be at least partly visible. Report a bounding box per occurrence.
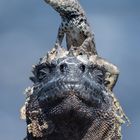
[23,49,127,139]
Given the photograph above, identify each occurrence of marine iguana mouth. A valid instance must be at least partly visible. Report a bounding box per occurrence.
[38,77,108,106]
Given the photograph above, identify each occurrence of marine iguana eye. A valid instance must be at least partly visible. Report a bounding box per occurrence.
[36,63,55,81]
[37,68,48,81]
[89,65,105,84]
[95,69,104,84]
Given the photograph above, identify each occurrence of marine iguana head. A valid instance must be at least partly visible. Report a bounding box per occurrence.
[24,48,122,139]
[29,48,110,117]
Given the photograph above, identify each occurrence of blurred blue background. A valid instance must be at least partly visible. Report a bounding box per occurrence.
[0,0,140,139]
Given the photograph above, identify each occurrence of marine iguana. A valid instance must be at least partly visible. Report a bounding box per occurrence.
[21,47,128,140]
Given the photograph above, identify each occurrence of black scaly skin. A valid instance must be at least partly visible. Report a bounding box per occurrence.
[22,48,126,140]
